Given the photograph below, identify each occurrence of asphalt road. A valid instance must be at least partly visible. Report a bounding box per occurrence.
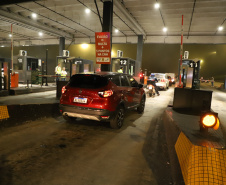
[0,87,181,185]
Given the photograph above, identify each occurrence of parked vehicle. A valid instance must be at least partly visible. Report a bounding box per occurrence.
[149,73,169,90]
[59,72,146,129]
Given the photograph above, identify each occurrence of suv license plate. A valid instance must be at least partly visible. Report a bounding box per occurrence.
[73,97,87,103]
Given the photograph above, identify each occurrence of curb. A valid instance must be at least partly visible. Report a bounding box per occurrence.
[0,103,60,129]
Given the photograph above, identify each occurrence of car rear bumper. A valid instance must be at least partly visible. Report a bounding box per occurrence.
[59,104,115,121]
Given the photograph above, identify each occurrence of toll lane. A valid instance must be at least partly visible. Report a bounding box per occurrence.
[0,87,177,185]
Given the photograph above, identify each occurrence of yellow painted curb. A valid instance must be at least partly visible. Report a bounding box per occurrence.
[175,132,226,185]
[0,105,9,120]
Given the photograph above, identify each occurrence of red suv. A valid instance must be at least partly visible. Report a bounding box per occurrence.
[59,72,146,129]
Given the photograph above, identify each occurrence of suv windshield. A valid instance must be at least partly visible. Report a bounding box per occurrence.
[69,74,108,88]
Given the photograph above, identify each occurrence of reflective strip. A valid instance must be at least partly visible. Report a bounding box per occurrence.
[0,106,9,120]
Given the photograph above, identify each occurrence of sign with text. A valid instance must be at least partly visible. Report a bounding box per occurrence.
[95,32,111,64]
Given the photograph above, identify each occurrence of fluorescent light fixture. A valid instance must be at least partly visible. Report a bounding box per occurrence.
[32,13,37,18]
[115,29,119,33]
[218,26,223,31]
[9,34,12,37]
[85,8,91,14]
[39,32,43,36]
[81,43,88,49]
[163,27,168,32]
[154,3,160,9]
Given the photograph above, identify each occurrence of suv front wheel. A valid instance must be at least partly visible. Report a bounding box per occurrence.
[110,106,124,129]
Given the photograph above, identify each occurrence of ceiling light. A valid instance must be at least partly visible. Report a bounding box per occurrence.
[163,27,168,32]
[154,3,160,9]
[85,8,91,14]
[81,43,88,49]
[115,29,119,33]
[218,26,223,31]
[9,34,12,37]
[32,13,37,18]
[39,32,43,36]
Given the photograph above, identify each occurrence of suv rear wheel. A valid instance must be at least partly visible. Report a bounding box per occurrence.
[110,107,124,129]
[137,97,145,114]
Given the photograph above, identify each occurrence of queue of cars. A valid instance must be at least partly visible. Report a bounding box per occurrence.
[59,72,146,129]
[149,73,170,90]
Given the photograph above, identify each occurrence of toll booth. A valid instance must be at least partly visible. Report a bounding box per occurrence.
[0,58,10,93]
[56,56,94,78]
[13,55,42,84]
[178,59,200,89]
[56,57,94,98]
[111,57,136,75]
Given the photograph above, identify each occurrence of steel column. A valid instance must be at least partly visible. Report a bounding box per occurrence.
[101,0,113,72]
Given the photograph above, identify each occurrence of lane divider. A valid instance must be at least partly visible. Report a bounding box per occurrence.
[0,105,9,120]
[175,132,226,185]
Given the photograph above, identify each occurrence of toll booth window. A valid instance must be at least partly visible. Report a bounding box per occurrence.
[27,58,38,71]
[109,75,120,86]
[120,75,130,87]
[129,77,138,87]
[14,63,23,70]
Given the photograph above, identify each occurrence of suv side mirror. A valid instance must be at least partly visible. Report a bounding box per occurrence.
[138,84,143,88]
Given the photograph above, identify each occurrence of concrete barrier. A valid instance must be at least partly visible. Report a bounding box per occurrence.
[164,107,226,185]
[0,103,60,128]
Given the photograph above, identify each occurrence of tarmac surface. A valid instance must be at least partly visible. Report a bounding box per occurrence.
[0,82,226,185]
[0,86,179,185]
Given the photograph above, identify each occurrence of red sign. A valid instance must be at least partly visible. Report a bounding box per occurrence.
[95,32,111,64]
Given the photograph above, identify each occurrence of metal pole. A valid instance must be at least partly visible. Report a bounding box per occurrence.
[45,49,48,86]
[11,24,13,74]
[179,15,183,87]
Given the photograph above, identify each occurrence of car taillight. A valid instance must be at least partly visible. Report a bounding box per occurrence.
[62,86,67,94]
[98,90,113,97]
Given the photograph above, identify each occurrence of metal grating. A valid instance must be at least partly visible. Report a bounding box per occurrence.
[0,105,9,120]
[175,132,226,185]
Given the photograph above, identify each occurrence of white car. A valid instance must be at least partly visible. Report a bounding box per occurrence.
[149,73,169,90]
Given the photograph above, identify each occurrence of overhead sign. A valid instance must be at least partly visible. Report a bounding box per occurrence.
[95,32,111,64]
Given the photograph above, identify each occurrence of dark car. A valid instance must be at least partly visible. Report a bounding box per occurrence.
[59,72,146,129]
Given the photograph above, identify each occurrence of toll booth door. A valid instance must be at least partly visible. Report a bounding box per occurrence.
[84,64,90,72]
[186,68,193,88]
[72,64,80,75]
[111,59,120,72]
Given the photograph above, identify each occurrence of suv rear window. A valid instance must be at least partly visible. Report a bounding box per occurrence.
[69,74,108,88]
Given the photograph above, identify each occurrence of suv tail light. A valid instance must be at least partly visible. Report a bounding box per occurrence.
[98,90,113,98]
[62,86,67,94]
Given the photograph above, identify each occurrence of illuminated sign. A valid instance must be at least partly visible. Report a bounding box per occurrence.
[120,60,127,65]
[95,32,111,64]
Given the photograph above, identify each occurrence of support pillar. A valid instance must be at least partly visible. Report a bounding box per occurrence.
[59,37,65,56]
[101,0,113,72]
[136,35,143,76]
